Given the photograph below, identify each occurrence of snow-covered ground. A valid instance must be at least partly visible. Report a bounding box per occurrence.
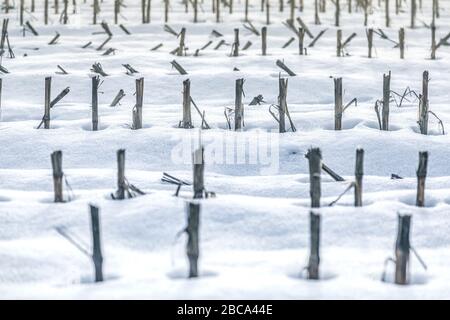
[1,0,450,299]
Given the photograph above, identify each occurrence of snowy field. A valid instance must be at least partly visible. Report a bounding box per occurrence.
[1,0,450,299]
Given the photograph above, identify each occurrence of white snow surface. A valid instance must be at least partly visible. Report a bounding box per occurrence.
[0,0,450,299]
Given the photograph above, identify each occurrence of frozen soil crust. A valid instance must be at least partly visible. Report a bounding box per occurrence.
[0,1,450,298]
